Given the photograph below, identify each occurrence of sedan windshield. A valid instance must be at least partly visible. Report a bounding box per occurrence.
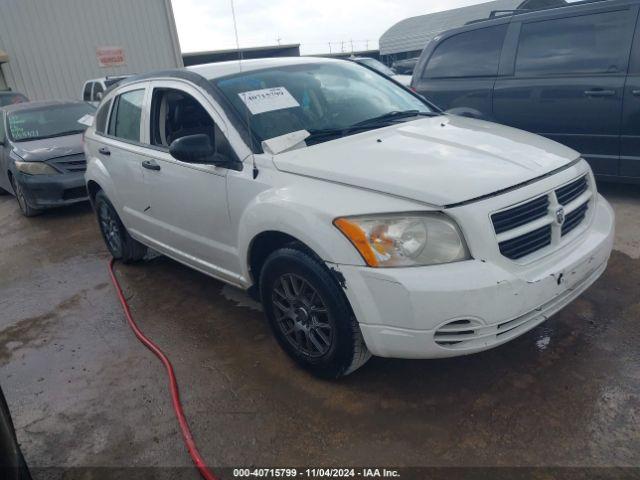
[214,62,435,147]
[8,103,95,142]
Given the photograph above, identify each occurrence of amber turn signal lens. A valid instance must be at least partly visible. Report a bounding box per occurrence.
[334,218,379,267]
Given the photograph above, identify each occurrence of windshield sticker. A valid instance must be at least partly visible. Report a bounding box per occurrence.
[238,87,300,115]
[8,116,38,141]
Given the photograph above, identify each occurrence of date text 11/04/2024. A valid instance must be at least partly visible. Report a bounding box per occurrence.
[232,468,401,478]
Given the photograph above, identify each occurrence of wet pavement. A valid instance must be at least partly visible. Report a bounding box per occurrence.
[0,183,639,477]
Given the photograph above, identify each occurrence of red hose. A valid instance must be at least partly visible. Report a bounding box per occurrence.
[108,259,218,480]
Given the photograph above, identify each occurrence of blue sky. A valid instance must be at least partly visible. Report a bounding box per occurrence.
[170,0,492,54]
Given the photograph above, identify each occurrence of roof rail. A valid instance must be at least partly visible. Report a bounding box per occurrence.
[464,0,610,25]
[465,10,529,24]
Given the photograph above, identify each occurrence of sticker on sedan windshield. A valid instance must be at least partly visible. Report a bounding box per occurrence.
[238,87,300,115]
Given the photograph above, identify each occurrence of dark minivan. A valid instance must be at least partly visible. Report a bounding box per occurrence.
[411,0,640,182]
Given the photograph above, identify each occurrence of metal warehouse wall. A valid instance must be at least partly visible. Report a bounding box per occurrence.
[0,0,183,100]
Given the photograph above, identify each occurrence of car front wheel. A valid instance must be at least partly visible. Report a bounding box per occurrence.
[259,247,371,378]
[11,178,40,217]
[95,190,147,263]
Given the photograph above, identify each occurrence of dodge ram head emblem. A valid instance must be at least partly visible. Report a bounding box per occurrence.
[555,207,566,225]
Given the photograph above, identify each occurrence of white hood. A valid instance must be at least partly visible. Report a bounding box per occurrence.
[272,115,579,206]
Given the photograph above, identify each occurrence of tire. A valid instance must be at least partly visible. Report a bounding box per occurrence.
[259,247,371,378]
[95,190,147,263]
[10,177,40,217]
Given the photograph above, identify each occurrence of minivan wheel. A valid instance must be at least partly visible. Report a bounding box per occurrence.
[259,247,371,378]
[95,191,147,263]
[11,178,40,217]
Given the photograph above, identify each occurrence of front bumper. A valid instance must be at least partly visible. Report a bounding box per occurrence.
[15,171,88,209]
[333,195,615,359]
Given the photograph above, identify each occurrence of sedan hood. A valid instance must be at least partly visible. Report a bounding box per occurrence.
[11,133,84,162]
[272,115,579,206]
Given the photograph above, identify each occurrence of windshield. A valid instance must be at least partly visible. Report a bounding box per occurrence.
[214,62,434,146]
[356,58,396,77]
[7,103,95,142]
[0,93,28,107]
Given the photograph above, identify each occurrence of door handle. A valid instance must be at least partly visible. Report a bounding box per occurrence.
[584,89,616,97]
[98,147,111,156]
[142,160,161,171]
[632,90,640,97]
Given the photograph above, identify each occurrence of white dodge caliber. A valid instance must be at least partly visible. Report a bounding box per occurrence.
[84,57,615,378]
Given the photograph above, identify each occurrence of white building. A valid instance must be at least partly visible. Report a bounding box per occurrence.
[0,0,183,100]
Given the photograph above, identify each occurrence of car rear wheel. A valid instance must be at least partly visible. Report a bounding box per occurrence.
[95,190,147,263]
[259,247,371,378]
[10,178,40,217]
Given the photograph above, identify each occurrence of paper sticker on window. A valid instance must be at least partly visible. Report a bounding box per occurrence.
[238,87,300,115]
[77,114,94,127]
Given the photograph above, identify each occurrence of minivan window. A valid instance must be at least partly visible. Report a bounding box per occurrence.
[423,25,508,79]
[515,10,635,76]
[83,82,93,102]
[95,99,112,134]
[108,89,144,142]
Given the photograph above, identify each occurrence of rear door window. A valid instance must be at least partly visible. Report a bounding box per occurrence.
[423,24,508,79]
[515,10,636,76]
[108,89,145,143]
[83,82,93,102]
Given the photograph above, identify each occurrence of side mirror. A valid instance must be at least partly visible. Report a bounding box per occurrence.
[169,134,228,166]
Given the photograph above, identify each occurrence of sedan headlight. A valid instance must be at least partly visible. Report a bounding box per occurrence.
[14,161,59,175]
[334,213,470,267]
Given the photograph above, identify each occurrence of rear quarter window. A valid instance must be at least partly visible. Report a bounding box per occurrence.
[95,99,112,134]
[423,24,508,79]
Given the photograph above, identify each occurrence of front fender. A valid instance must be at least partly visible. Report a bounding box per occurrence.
[235,193,367,284]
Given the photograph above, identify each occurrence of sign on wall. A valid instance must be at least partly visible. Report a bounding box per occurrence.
[96,47,126,68]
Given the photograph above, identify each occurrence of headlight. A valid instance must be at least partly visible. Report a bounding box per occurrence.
[14,161,59,175]
[334,213,470,267]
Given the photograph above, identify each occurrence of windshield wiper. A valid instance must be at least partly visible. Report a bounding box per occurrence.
[306,124,388,145]
[352,110,439,128]
[305,111,440,146]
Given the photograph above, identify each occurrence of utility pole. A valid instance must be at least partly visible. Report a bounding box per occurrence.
[328,42,332,54]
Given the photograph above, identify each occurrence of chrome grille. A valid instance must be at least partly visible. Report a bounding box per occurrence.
[562,202,589,236]
[48,154,87,173]
[556,175,588,205]
[492,175,592,261]
[498,225,552,260]
[492,195,549,234]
